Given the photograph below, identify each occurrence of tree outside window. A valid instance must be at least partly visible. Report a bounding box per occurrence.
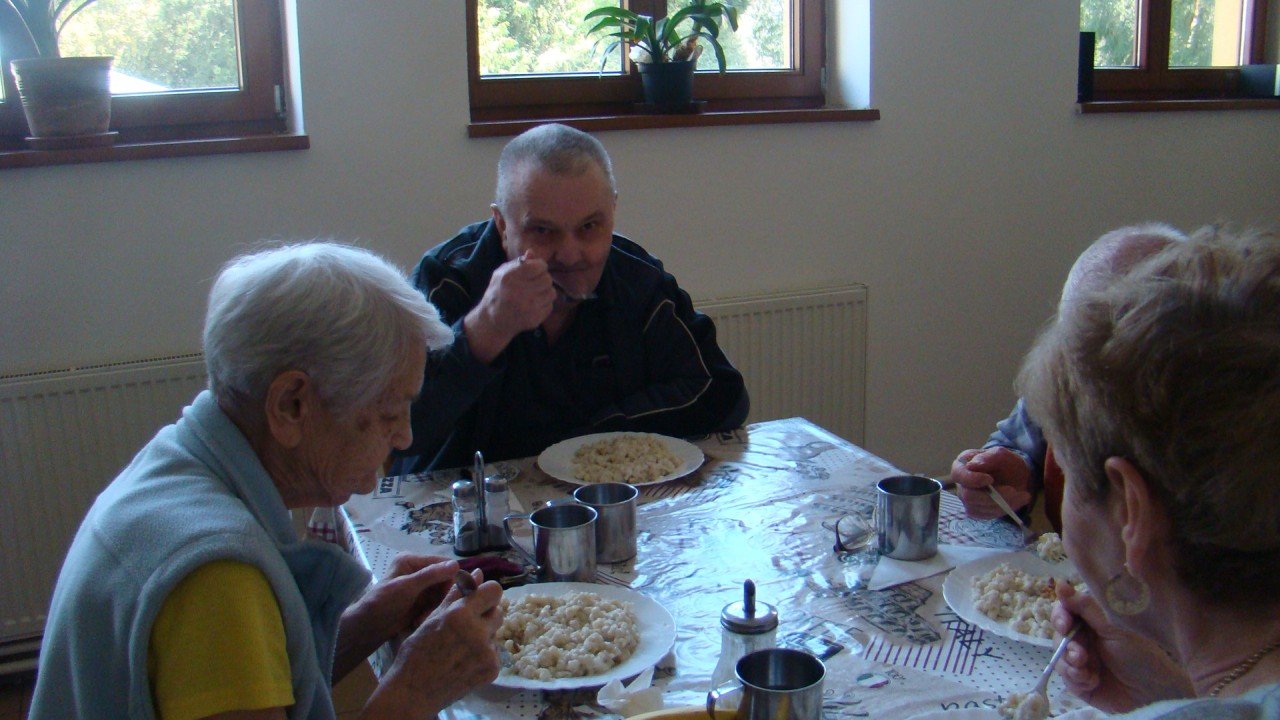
[1,0,290,153]
[1080,0,1269,101]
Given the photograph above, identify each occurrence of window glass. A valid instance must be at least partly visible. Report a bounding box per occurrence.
[57,0,240,94]
[467,0,825,123]
[477,0,618,76]
[1169,0,1245,67]
[1081,0,1139,67]
[670,0,789,71]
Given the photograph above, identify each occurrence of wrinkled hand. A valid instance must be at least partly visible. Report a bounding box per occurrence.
[334,555,464,685]
[950,446,1032,519]
[464,252,557,363]
[366,574,505,718]
[1052,581,1193,713]
[354,554,458,646]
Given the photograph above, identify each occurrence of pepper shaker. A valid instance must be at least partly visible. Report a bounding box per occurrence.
[451,479,483,556]
[710,579,778,690]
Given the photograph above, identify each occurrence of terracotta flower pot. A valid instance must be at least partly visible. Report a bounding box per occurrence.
[637,59,695,110]
[9,56,114,145]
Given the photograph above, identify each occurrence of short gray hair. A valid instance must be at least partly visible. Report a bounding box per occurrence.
[1019,226,1280,608]
[494,123,616,210]
[203,242,453,416]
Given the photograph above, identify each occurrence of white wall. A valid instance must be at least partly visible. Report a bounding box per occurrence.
[2,2,1277,476]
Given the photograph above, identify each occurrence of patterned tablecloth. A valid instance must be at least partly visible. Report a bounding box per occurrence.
[326,417,1085,720]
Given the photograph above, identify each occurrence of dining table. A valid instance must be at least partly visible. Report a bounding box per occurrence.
[315,417,1089,720]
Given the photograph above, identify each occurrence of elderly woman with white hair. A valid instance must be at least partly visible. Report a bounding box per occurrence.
[29,243,504,720]
[1017,228,1280,717]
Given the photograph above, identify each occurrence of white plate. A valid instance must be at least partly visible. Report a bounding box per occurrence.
[492,581,676,690]
[537,432,704,487]
[943,550,1077,648]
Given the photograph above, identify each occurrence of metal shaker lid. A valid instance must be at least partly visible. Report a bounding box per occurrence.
[451,479,479,508]
[720,579,778,634]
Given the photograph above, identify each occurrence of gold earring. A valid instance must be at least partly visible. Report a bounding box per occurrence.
[1104,565,1150,615]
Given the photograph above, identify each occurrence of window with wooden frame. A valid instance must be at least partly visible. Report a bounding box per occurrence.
[0,0,293,154]
[467,0,826,123]
[1082,0,1271,101]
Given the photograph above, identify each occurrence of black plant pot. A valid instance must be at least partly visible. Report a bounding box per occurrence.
[637,60,695,110]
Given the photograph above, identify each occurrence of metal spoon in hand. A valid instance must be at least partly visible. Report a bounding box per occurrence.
[454,569,513,668]
[1031,623,1081,718]
[986,486,1038,545]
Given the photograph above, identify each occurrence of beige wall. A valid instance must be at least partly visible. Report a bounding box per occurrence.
[2,2,1277,476]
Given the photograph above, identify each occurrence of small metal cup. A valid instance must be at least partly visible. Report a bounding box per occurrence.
[573,482,638,563]
[875,474,942,560]
[504,503,598,582]
[706,647,826,720]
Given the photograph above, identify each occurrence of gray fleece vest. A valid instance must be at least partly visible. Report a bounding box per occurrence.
[29,390,372,720]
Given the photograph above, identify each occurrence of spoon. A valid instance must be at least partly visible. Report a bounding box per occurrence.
[454,569,478,596]
[1030,624,1081,713]
[987,486,1038,544]
[455,569,514,668]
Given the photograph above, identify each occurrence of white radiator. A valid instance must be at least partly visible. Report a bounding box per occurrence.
[0,355,208,664]
[700,285,868,444]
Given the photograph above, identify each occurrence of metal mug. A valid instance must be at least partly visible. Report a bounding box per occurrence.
[875,474,942,560]
[572,482,638,563]
[503,503,598,582]
[706,647,826,720]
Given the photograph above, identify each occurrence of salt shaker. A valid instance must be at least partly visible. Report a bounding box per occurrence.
[451,479,483,556]
[710,579,778,690]
[483,468,511,550]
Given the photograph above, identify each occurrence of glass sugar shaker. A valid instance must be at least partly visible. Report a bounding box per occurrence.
[710,579,779,689]
[482,467,511,550]
[451,479,483,556]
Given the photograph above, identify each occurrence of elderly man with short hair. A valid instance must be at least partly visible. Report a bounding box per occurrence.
[394,123,748,474]
[950,222,1187,530]
[31,243,504,720]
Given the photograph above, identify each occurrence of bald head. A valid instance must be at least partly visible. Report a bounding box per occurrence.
[1058,223,1187,313]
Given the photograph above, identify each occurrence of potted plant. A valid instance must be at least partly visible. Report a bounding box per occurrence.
[585,1,739,111]
[4,0,114,148]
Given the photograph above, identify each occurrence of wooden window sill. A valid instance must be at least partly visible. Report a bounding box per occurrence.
[467,106,880,138]
[0,133,309,169]
[1079,98,1280,113]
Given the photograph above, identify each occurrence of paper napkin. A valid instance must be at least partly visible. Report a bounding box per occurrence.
[867,543,1006,591]
[597,666,663,717]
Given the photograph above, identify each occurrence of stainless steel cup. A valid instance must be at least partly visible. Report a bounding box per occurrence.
[573,482,638,563]
[504,503,598,582]
[706,647,826,720]
[875,474,942,560]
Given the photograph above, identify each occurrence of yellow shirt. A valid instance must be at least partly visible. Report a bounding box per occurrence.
[148,560,294,720]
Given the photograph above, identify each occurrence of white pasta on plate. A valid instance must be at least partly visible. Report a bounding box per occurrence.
[497,591,640,680]
[942,550,1078,648]
[490,582,677,691]
[571,434,680,484]
[970,563,1057,639]
[538,432,704,487]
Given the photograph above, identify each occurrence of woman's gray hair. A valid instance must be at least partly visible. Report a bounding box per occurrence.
[203,242,452,417]
[494,123,616,210]
[1019,226,1280,608]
